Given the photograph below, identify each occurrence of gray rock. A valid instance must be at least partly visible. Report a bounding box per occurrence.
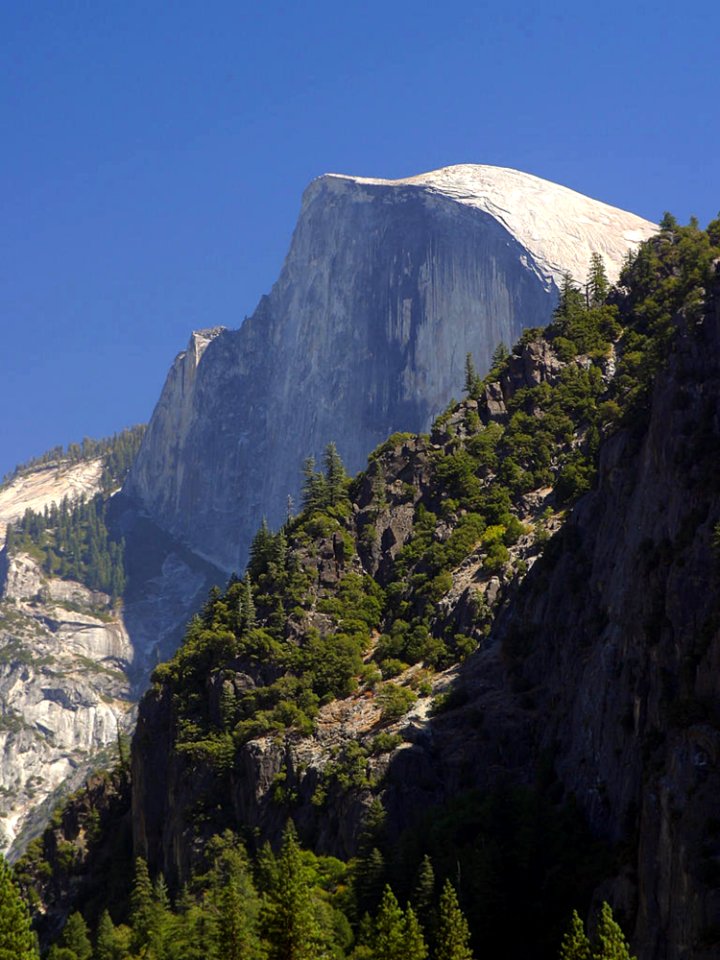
[126,165,655,572]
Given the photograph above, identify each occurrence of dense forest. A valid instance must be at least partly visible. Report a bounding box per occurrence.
[3,214,720,959]
[6,496,126,599]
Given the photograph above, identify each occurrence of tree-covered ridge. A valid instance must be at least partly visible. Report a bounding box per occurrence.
[3,426,148,599]
[148,217,720,767]
[1,425,146,493]
[6,496,126,599]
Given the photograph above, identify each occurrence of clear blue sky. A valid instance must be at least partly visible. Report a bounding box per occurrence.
[1,0,717,480]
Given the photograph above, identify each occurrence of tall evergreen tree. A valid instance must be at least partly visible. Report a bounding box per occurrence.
[411,854,435,932]
[586,254,610,308]
[59,912,92,960]
[403,906,428,960]
[435,880,474,960]
[248,518,274,579]
[464,354,482,397]
[262,821,325,960]
[129,857,155,954]
[242,578,257,631]
[94,910,118,960]
[373,886,406,960]
[323,442,347,506]
[0,856,38,960]
[301,456,328,513]
[593,902,635,960]
[559,910,592,960]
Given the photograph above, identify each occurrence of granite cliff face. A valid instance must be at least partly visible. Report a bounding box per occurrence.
[127,165,655,571]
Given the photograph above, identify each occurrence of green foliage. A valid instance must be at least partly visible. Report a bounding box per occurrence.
[58,912,92,960]
[464,354,483,399]
[559,903,635,960]
[377,683,417,721]
[0,856,38,960]
[435,880,474,960]
[261,821,330,960]
[9,495,126,599]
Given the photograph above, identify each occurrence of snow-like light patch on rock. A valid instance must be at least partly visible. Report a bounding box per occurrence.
[315,164,657,288]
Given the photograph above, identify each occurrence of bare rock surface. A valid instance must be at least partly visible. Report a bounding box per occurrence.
[127,165,655,572]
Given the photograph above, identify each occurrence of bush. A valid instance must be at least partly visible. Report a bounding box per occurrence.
[377,683,417,721]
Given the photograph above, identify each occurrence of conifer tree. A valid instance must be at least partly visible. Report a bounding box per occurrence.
[403,906,428,960]
[59,912,92,960]
[243,578,257,631]
[593,902,635,960]
[129,857,155,953]
[491,341,510,370]
[586,254,609,308]
[248,518,274,579]
[323,442,347,506]
[373,886,406,960]
[558,910,591,960]
[464,354,482,397]
[553,273,586,336]
[301,456,328,513]
[262,821,324,960]
[0,856,38,960]
[94,910,118,960]
[411,854,435,931]
[435,879,474,960]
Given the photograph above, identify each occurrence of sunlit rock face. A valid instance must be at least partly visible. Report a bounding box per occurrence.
[127,165,655,571]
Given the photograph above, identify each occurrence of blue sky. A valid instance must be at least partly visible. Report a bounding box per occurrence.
[1,0,717,479]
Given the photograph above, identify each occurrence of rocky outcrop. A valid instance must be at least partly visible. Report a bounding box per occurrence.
[0,552,133,855]
[126,165,655,572]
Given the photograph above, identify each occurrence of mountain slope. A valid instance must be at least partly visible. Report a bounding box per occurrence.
[126,164,656,572]
[24,217,720,959]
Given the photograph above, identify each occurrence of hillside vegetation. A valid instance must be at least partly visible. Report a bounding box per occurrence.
[13,214,720,960]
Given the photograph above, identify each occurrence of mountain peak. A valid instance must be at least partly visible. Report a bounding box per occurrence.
[314,163,657,288]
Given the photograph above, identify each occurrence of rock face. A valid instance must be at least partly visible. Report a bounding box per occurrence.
[126,165,656,571]
[0,551,133,854]
[0,459,104,546]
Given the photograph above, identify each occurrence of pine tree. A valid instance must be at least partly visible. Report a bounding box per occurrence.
[0,856,38,960]
[129,857,155,953]
[490,341,510,370]
[586,254,610,308]
[373,886,406,960]
[558,910,591,960]
[301,456,328,513]
[435,879,474,960]
[411,854,435,932]
[242,578,256,631]
[464,354,482,397]
[323,442,347,506]
[262,821,324,960]
[94,910,118,960]
[60,912,92,960]
[403,906,428,960]
[248,518,274,579]
[553,273,586,337]
[593,902,635,960]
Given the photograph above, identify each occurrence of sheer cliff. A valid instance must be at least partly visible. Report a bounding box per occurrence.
[126,165,655,572]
